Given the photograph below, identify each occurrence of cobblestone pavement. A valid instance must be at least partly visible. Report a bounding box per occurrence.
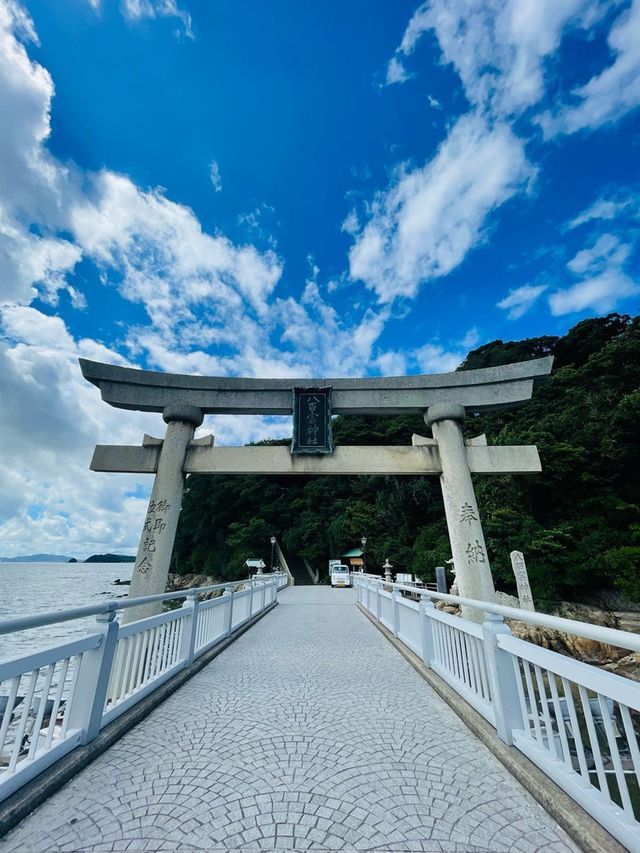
[0,587,578,852]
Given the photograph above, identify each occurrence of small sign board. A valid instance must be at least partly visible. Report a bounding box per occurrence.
[291,387,333,454]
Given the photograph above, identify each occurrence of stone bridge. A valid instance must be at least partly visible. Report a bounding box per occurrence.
[0,587,582,852]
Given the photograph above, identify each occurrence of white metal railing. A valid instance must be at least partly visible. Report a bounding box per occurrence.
[353,574,640,852]
[0,572,287,804]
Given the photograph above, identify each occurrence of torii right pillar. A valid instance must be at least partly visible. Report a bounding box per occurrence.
[425,403,495,622]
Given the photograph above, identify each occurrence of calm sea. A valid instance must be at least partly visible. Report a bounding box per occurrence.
[0,562,134,662]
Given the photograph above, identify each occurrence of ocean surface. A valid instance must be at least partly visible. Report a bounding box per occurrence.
[0,562,134,662]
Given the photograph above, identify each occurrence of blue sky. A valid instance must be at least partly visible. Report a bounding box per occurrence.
[0,0,639,557]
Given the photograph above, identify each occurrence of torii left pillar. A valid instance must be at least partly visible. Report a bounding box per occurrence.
[122,404,203,624]
[425,404,495,622]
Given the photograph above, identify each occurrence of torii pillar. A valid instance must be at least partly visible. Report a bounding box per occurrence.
[123,404,203,624]
[425,404,494,621]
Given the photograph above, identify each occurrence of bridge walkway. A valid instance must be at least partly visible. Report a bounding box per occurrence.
[0,587,577,852]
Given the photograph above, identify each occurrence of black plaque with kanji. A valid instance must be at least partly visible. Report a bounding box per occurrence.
[291,387,333,454]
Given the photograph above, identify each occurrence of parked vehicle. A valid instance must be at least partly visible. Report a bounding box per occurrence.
[329,562,351,587]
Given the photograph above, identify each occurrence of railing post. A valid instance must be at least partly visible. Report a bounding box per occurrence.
[179,591,198,666]
[375,582,381,621]
[224,587,234,636]
[392,587,400,638]
[249,581,254,617]
[419,596,436,666]
[66,610,119,744]
[481,612,525,745]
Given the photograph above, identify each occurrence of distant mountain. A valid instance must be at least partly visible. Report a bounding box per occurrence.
[0,554,72,563]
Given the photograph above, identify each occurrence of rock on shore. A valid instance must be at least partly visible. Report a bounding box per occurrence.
[166,573,224,600]
[436,598,640,681]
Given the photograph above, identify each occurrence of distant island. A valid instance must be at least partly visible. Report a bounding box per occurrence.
[82,554,136,563]
[0,553,135,563]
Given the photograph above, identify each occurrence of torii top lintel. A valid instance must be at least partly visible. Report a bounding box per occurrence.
[78,356,553,416]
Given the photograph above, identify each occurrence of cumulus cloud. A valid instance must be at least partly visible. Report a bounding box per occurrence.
[0,306,159,556]
[348,113,534,302]
[497,283,548,320]
[0,305,295,556]
[0,2,84,305]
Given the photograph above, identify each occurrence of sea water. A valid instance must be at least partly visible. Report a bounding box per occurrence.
[0,562,134,662]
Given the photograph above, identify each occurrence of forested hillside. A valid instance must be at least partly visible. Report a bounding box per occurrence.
[173,313,640,604]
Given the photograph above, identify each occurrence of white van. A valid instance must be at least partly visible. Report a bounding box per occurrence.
[330,563,351,587]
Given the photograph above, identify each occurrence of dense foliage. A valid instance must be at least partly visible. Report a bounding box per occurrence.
[173,313,640,603]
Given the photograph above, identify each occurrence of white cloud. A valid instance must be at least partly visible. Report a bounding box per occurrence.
[540,0,640,136]
[372,350,408,376]
[460,326,479,349]
[388,0,640,138]
[0,1,84,305]
[548,227,639,316]
[341,209,359,236]
[120,0,193,39]
[497,283,548,320]
[567,193,640,229]
[0,218,82,306]
[387,0,609,116]
[348,113,534,302]
[209,159,222,192]
[69,170,283,329]
[566,233,631,275]
[384,56,412,86]
[548,270,639,315]
[236,203,278,248]
[0,306,161,556]
[414,342,463,373]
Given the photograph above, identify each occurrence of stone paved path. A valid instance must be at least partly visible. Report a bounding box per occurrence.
[0,587,579,852]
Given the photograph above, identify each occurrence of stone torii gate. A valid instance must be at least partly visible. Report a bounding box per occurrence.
[80,356,552,621]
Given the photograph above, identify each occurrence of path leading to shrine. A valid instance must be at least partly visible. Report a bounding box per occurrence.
[0,587,576,852]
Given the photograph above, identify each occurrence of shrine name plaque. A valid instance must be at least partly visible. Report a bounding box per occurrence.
[291,387,333,455]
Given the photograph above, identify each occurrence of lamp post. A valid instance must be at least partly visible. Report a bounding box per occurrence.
[361,535,367,574]
[270,536,276,573]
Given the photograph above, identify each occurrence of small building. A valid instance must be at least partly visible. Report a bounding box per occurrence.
[341,548,364,571]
